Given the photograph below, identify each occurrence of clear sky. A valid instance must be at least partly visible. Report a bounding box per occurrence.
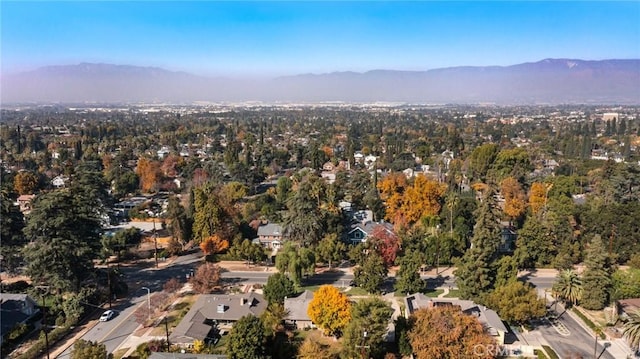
[1,1,639,77]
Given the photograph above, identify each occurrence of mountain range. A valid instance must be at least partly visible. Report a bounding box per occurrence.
[1,59,639,104]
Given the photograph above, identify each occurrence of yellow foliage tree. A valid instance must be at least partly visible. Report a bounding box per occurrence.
[192,339,206,354]
[199,234,229,255]
[529,182,549,215]
[307,285,351,337]
[297,337,333,359]
[401,175,447,225]
[501,177,526,221]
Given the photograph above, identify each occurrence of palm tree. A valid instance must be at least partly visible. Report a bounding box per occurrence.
[623,310,640,352]
[552,269,583,307]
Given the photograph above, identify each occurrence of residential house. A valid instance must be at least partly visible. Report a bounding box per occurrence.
[254,222,284,249]
[171,293,267,346]
[52,175,69,188]
[500,223,517,253]
[404,293,508,345]
[345,210,395,244]
[284,290,315,329]
[0,293,39,345]
[16,194,36,214]
[617,298,640,321]
[157,146,171,159]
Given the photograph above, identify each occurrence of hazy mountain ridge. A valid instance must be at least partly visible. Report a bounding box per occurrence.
[2,59,639,104]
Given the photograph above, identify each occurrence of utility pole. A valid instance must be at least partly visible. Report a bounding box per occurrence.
[36,286,50,359]
[165,317,171,351]
[153,219,159,268]
[141,287,151,320]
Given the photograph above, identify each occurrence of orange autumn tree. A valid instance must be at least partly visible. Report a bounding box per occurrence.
[401,175,447,225]
[408,306,497,359]
[501,177,526,222]
[136,157,160,193]
[307,285,351,337]
[199,234,229,255]
[378,172,408,224]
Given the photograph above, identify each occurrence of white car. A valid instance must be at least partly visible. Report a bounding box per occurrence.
[99,310,115,322]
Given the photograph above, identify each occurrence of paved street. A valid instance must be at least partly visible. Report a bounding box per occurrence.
[48,254,569,357]
[539,306,615,359]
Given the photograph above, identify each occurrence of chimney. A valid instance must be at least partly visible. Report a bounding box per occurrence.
[217,304,225,313]
[240,297,246,306]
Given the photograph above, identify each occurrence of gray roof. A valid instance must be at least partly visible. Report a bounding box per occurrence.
[284,290,314,321]
[404,294,507,334]
[171,293,267,343]
[257,223,283,237]
[0,293,38,338]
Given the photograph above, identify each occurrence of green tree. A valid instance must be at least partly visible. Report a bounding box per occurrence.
[317,233,346,270]
[341,298,393,359]
[395,251,424,295]
[552,269,582,307]
[263,272,296,305]
[282,178,324,246]
[23,190,101,292]
[276,242,305,287]
[354,251,388,294]
[468,143,499,182]
[455,189,502,303]
[71,339,112,359]
[495,255,518,288]
[486,281,546,325]
[581,235,613,310]
[611,268,640,301]
[226,315,265,359]
[514,214,554,269]
[165,195,191,250]
[0,190,26,275]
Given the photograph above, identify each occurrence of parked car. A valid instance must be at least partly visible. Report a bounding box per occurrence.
[99,310,116,322]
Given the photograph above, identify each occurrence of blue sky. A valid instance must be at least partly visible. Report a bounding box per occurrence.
[1,1,639,76]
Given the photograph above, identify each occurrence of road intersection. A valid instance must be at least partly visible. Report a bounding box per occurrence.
[51,253,624,358]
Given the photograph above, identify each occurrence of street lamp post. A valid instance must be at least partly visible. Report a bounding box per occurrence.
[141,287,151,320]
[355,330,370,359]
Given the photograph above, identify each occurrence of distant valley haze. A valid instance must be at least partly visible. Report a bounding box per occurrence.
[2,59,639,105]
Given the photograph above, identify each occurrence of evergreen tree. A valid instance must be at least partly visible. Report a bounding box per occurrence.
[454,188,502,303]
[23,190,101,292]
[341,298,393,359]
[0,190,26,275]
[581,235,614,310]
